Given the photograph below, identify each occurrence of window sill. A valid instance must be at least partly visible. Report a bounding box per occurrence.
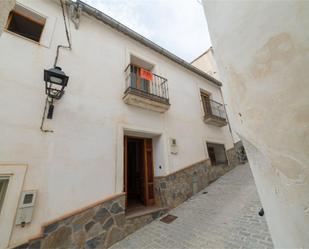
[4,29,43,46]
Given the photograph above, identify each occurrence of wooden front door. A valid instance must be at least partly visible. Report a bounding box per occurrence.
[124,136,154,207]
[208,147,216,165]
[124,136,128,207]
[144,138,155,206]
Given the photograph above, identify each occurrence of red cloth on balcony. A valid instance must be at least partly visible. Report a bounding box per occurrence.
[140,68,153,81]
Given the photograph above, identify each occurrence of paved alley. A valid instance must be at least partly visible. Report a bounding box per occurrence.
[111,164,274,249]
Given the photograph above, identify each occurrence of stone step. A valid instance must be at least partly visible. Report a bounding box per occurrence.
[125,205,168,220]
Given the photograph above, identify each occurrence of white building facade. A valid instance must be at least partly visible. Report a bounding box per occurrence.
[192,47,242,145]
[0,1,238,248]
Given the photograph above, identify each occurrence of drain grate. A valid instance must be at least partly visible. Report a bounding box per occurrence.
[160,214,178,224]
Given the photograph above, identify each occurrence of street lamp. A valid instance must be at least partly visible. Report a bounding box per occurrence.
[44,66,69,99]
[43,67,69,119]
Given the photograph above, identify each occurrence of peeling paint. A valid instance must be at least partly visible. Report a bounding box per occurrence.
[250,33,295,79]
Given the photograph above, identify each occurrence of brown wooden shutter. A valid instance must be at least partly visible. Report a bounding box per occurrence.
[201,92,211,116]
[124,136,128,207]
[144,138,155,206]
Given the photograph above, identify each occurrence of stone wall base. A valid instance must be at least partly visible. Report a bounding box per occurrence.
[14,147,238,249]
[13,195,167,249]
[154,147,238,208]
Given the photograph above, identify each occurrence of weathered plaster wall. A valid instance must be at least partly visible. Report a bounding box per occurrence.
[202,1,309,248]
[192,48,220,80]
[0,0,15,36]
[0,0,234,246]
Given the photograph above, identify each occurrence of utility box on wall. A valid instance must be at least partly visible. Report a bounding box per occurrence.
[170,138,178,154]
[15,190,37,226]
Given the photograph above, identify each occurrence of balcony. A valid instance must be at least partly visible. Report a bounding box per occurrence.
[123,64,170,113]
[203,99,227,127]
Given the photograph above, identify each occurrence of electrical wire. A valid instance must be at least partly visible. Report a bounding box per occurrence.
[53,0,72,68]
[40,97,54,133]
[41,0,72,133]
[66,1,73,46]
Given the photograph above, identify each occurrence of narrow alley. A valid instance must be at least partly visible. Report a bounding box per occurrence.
[111,164,273,249]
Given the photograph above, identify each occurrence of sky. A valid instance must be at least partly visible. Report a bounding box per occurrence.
[83,0,212,62]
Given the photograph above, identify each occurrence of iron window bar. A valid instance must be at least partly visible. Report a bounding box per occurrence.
[204,98,227,121]
[124,64,169,104]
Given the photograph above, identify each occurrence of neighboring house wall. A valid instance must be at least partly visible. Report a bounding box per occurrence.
[191,48,220,80]
[0,0,235,247]
[203,0,309,248]
[192,48,241,143]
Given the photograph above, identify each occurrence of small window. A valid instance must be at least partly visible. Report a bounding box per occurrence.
[0,177,9,213]
[23,193,34,205]
[6,7,45,43]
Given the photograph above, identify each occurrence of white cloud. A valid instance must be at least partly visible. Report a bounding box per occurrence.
[84,0,211,62]
[84,0,154,37]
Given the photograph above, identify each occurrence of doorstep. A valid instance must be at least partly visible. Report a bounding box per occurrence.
[125,205,169,220]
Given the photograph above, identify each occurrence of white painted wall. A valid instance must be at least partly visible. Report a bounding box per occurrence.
[0,0,15,37]
[202,1,309,248]
[0,0,234,246]
[192,48,220,80]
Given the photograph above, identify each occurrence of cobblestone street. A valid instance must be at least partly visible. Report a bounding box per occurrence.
[111,164,274,249]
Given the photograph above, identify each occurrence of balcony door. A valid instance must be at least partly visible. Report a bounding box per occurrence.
[130,65,150,92]
[201,91,212,116]
[124,136,155,209]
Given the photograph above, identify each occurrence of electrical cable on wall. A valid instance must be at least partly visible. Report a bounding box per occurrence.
[54,0,72,68]
[40,0,72,133]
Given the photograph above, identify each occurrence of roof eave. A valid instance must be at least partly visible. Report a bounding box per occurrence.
[75,0,222,87]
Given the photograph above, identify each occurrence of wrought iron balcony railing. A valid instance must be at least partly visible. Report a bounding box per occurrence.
[207,99,227,119]
[203,99,227,126]
[124,64,169,104]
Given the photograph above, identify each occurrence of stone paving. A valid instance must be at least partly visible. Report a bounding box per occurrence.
[111,163,274,249]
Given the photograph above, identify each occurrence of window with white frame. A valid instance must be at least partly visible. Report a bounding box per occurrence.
[6,4,46,43]
[0,177,9,214]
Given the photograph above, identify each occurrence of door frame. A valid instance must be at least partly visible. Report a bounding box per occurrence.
[206,141,229,166]
[124,136,155,208]
[0,165,27,249]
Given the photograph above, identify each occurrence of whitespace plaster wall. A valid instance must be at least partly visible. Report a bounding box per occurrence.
[0,0,15,37]
[192,48,220,81]
[203,1,309,248]
[0,0,234,246]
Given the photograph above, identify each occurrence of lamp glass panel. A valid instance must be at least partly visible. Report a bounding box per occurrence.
[50,76,63,84]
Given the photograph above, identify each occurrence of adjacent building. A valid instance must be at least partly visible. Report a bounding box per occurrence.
[192,47,247,162]
[202,0,309,248]
[0,0,238,248]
